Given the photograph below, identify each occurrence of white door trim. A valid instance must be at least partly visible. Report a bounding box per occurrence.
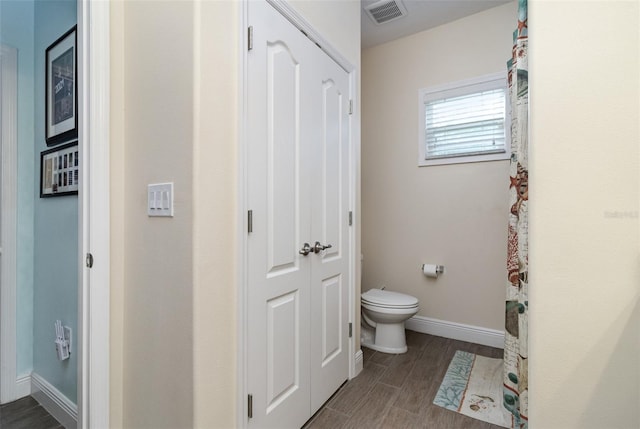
[237,2,249,425]
[348,65,359,381]
[237,1,357,426]
[77,1,110,427]
[0,43,18,404]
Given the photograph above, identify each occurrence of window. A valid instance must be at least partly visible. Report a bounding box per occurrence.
[418,73,510,166]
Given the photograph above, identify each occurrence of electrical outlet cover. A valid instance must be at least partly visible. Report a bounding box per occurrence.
[63,326,72,354]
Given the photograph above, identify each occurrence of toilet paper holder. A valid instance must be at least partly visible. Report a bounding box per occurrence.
[421,264,445,275]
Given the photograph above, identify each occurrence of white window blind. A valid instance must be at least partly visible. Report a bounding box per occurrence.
[418,73,509,166]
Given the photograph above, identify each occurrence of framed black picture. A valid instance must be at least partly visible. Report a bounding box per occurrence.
[40,141,79,197]
[45,26,77,146]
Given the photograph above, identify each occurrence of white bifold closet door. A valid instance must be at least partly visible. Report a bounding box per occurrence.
[247,2,351,428]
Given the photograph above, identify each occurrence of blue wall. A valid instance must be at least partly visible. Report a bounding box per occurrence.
[0,0,36,379]
[0,0,78,404]
[32,0,78,403]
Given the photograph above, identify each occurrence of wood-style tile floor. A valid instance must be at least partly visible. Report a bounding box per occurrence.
[304,330,505,429]
[0,396,63,429]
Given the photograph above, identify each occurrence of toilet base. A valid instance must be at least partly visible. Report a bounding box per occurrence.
[361,321,408,354]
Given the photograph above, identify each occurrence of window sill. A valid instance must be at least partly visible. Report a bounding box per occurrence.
[418,151,510,167]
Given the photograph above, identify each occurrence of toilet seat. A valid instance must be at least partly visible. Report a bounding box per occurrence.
[361,300,419,310]
[361,288,418,309]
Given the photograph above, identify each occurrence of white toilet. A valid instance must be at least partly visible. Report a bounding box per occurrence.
[360,288,419,354]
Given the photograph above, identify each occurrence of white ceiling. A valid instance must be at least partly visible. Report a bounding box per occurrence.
[362,0,512,49]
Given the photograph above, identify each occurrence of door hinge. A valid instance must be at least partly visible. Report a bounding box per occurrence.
[349,322,352,338]
[248,394,253,419]
[348,211,353,226]
[248,26,253,51]
[248,210,253,233]
[349,99,353,115]
[85,253,94,268]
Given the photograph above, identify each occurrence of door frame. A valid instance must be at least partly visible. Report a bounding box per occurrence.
[237,1,358,426]
[77,0,110,427]
[0,43,18,404]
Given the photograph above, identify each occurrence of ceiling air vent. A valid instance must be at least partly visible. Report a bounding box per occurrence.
[364,0,408,25]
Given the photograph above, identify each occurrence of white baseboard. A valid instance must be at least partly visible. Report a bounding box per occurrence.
[353,349,363,377]
[15,374,31,399]
[31,372,77,429]
[405,315,505,349]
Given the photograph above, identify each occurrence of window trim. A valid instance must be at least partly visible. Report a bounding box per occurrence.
[418,72,510,167]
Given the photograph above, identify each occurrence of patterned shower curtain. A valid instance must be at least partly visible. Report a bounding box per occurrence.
[504,0,528,428]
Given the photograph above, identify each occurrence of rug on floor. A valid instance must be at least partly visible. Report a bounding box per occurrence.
[434,350,514,428]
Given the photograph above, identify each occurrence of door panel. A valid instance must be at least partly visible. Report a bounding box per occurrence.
[310,53,351,414]
[321,274,342,365]
[266,291,300,412]
[247,2,314,427]
[320,80,342,260]
[266,42,300,275]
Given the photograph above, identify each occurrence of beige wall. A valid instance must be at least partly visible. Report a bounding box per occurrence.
[110,1,360,427]
[122,1,197,427]
[191,0,238,427]
[361,2,516,331]
[110,0,200,427]
[528,1,639,427]
[111,1,240,425]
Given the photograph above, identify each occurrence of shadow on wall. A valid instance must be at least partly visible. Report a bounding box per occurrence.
[576,297,640,428]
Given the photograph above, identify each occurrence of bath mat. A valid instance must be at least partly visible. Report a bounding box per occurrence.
[434,350,514,428]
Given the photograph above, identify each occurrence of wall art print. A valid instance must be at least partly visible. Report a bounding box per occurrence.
[40,141,79,197]
[45,25,77,146]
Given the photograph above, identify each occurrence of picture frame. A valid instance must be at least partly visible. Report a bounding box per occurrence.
[40,141,79,197]
[45,26,77,146]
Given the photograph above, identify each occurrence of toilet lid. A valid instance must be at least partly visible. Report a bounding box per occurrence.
[361,288,418,308]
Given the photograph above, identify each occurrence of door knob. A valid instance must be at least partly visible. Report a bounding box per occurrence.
[312,241,332,253]
[299,243,312,256]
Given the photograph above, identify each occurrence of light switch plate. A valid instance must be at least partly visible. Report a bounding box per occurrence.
[148,183,174,217]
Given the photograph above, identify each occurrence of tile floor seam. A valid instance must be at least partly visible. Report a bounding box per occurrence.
[304,406,352,428]
[375,388,403,429]
[344,383,400,429]
[326,383,371,416]
[325,364,387,416]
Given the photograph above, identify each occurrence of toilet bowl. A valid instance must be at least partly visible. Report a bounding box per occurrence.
[360,288,419,354]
